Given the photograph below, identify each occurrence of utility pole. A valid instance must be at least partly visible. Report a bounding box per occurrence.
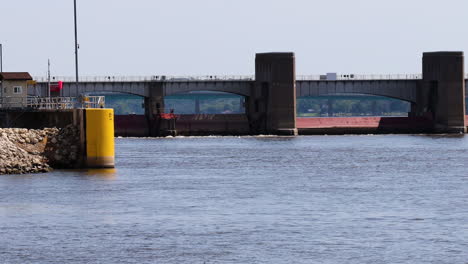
[0,43,3,100]
[0,43,3,73]
[47,59,51,97]
[74,0,79,106]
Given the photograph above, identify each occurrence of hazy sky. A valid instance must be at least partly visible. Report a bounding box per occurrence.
[0,0,466,77]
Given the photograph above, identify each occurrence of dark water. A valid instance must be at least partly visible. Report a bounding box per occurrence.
[1,135,468,264]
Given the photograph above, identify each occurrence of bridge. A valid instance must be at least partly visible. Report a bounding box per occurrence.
[31,51,467,135]
[34,74,426,103]
[34,75,254,97]
[34,74,468,105]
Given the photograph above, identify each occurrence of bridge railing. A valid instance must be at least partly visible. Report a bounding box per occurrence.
[33,74,427,83]
[83,96,106,109]
[297,74,422,81]
[0,96,105,110]
[0,97,28,109]
[27,97,76,110]
[33,75,255,83]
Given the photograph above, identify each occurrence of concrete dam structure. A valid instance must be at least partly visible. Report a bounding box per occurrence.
[0,108,115,169]
[31,51,467,136]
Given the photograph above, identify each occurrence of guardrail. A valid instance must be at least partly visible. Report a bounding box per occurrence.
[27,97,75,110]
[33,74,427,83]
[33,75,255,83]
[83,96,106,109]
[0,96,105,110]
[296,74,422,81]
[0,97,28,109]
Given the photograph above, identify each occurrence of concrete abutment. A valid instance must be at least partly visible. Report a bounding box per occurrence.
[412,52,466,133]
[249,52,298,135]
[144,83,167,136]
[0,109,115,169]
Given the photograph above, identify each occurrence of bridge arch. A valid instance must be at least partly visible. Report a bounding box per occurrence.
[84,92,146,115]
[83,91,146,97]
[44,82,149,97]
[36,80,254,98]
[163,81,252,97]
[165,91,246,114]
[297,93,411,117]
[299,91,414,103]
[296,80,418,103]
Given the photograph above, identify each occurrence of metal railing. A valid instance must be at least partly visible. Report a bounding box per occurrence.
[0,97,28,109]
[82,95,105,108]
[0,96,105,109]
[33,75,255,83]
[27,97,76,109]
[33,74,468,83]
[296,74,422,81]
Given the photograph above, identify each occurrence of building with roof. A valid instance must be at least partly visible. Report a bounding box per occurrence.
[0,72,32,108]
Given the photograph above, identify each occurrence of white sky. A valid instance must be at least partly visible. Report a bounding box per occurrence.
[0,0,466,76]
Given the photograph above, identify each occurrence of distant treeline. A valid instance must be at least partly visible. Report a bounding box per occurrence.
[102,94,426,117]
[104,95,145,115]
[297,97,410,117]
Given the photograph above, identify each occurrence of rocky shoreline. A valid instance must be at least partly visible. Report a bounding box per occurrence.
[0,125,81,175]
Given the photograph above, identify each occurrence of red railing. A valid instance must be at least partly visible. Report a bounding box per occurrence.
[157,113,178,120]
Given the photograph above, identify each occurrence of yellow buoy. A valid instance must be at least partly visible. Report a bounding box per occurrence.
[85,108,115,168]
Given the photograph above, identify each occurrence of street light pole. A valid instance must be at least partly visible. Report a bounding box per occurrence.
[47,59,51,97]
[0,43,3,73]
[0,43,3,100]
[73,0,79,105]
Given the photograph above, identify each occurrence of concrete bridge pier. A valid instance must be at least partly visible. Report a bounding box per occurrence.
[248,52,298,135]
[195,98,201,114]
[144,83,166,136]
[372,101,379,116]
[416,52,466,133]
[328,99,334,117]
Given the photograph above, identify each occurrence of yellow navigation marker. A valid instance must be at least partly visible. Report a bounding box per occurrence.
[85,108,115,168]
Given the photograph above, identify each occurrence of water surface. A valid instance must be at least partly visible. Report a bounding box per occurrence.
[1,135,467,263]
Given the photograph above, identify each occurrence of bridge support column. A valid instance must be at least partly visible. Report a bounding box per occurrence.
[420,52,466,133]
[372,101,379,116]
[328,99,334,117]
[249,52,297,135]
[145,83,166,136]
[195,98,201,114]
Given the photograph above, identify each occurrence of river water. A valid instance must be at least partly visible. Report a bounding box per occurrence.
[1,135,467,264]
